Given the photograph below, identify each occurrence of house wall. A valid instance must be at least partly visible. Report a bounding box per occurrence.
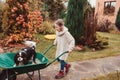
[95,0,120,24]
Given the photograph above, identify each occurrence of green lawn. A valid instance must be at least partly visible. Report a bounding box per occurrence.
[35,32,120,62]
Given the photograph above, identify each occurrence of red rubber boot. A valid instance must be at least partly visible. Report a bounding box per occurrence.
[55,70,64,79]
[65,64,71,74]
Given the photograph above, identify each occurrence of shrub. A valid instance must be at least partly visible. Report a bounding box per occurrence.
[84,11,109,50]
[2,0,43,46]
[115,8,120,30]
[28,10,43,33]
[88,33,109,50]
[0,10,3,32]
[40,21,55,34]
[97,19,111,32]
[0,1,4,32]
[108,24,120,34]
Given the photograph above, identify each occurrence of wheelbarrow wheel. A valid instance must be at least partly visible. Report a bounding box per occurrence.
[0,69,16,80]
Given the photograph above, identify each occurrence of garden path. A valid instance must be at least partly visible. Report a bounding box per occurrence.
[17,55,120,80]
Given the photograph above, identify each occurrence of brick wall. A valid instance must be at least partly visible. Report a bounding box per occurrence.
[95,0,120,24]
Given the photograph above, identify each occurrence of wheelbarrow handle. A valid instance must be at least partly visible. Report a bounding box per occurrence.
[46,51,69,67]
[42,44,54,55]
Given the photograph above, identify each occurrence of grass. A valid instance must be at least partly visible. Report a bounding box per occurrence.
[35,32,119,80]
[88,71,120,80]
[34,32,120,62]
[35,34,56,61]
[0,31,119,62]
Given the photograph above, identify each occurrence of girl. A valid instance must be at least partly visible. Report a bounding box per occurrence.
[53,19,75,79]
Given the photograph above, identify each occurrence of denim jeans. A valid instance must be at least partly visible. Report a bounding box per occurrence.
[57,58,67,70]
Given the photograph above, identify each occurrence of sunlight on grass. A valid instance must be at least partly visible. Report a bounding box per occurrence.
[35,32,120,62]
[35,34,56,60]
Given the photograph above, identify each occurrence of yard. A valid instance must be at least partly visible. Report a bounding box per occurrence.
[34,32,120,62]
[0,31,119,62]
[0,0,120,80]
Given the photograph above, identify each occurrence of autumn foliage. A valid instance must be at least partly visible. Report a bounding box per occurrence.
[28,11,43,33]
[2,0,43,46]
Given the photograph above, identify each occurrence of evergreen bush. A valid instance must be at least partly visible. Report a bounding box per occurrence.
[115,8,120,30]
[65,0,86,45]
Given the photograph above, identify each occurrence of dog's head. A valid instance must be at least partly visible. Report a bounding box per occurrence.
[15,50,27,63]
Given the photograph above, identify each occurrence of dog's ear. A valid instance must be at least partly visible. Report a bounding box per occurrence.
[14,54,19,65]
[14,53,18,60]
[32,46,35,50]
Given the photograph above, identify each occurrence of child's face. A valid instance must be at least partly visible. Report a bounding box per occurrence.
[54,24,63,32]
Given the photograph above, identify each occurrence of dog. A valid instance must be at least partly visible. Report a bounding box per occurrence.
[14,46,36,66]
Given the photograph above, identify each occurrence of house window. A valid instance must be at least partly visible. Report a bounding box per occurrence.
[104,1,116,15]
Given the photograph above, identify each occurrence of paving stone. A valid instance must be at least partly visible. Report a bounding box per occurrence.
[16,56,120,80]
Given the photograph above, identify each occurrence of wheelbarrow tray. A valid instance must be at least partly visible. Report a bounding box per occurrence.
[0,44,68,80]
[0,52,49,74]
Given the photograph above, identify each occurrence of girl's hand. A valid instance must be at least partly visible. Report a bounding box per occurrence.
[69,50,72,53]
[53,43,56,46]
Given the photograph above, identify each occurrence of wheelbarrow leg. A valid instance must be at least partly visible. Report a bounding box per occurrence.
[6,69,9,80]
[26,70,41,80]
[26,73,33,80]
[38,70,41,80]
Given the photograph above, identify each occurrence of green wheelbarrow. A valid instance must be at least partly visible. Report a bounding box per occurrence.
[0,45,68,80]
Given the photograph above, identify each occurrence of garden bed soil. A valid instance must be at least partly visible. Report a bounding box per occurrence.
[0,42,26,53]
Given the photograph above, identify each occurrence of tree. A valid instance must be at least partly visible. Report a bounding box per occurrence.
[45,0,65,20]
[29,0,43,11]
[65,0,87,45]
[65,0,108,50]
[84,2,96,45]
[115,8,120,30]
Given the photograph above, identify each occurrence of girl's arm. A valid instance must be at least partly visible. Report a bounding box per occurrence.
[53,38,57,45]
[53,31,57,45]
[69,39,75,52]
[66,32,75,52]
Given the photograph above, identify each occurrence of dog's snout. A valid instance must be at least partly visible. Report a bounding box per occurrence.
[18,57,23,61]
